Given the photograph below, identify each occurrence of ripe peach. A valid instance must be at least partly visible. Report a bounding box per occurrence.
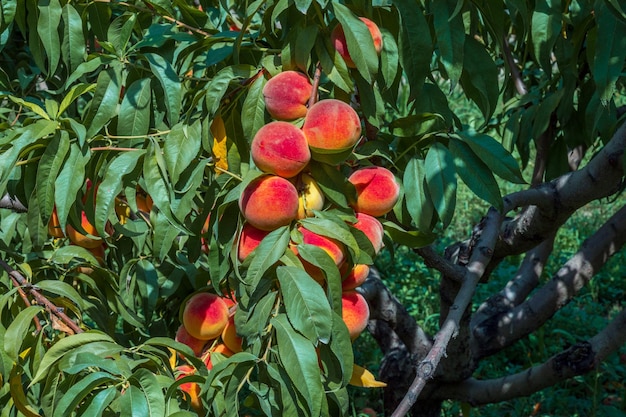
[175,324,207,357]
[341,290,370,340]
[331,17,383,68]
[204,343,235,370]
[238,223,270,261]
[175,365,203,413]
[302,99,362,163]
[221,315,242,353]
[239,175,299,231]
[290,226,346,282]
[351,212,384,254]
[262,71,312,120]
[341,264,370,291]
[182,292,230,340]
[66,211,103,249]
[136,193,153,213]
[348,166,399,217]
[293,173,325,219]
[251,121,311,178]
[48,207,65,238]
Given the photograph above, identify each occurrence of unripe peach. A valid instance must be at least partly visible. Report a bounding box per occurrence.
[239,175,299,231]
[182,292,229,340]
[66,211,103,249]
[331,17,383,68]
[175,324,207,357]
[251,121,311,178]
[238,223,270,261]
[351,212,384,254]
[341,290,370,340]
[348,166,399,217]
[262,71,312,120]
[293,173,325,219]
[341,264,370,291]
[221,315,242,353]
[302,99,361,163]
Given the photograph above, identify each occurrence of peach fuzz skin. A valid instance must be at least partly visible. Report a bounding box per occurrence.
[290,226,346,282]
[341,290,370,340]
[302,99,362,152]
[66,211,103,249]
[341,263,370,291]
[262,70,312,121]
[221,315,243,353]
[251,121,311,178]
[351,212,384,254]
[175,324,207,357]
[175,365,203,413]
[239,175,299,231]
[348,166,400,217]
[238,223,270,262]
[182,292,229,340]
[331,17,383,68]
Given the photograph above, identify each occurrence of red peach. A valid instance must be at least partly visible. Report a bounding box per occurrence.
[182,292,230,340]
[238,223,270,262]
[351,212,384,254]
[290,226,346,282]
[221,315,242,353]
[251,121,311,178]
[175,325,207,357]
[348,166,400,217]
[341,290,370,340]
[48,207,65,238]
[341,264,370,291]
[175,365,203,413]
[331,17,383,68]
[262,71,313,120]
[66,211,103,249]
[239,175,299,231]
[302,99,362,163]
[204,343,235,370]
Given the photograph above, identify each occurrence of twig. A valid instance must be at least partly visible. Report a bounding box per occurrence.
[0,259,83,335]
[308,62,322,108]
[503,35,527,96]
[9,275,43,333]
[118,2,212,38]
[390,207,503,417]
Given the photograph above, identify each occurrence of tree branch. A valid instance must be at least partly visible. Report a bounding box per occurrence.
[473,203,626,357]
[431,308,626,405]
[390,207,503,417]
[0,194,27,212]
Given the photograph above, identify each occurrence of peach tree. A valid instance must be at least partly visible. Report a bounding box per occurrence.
[1,1,625,416]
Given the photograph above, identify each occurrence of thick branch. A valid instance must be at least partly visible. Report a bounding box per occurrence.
[473,204,626,357]
[0,194,27,212]
[390,207,503,417]
[0,259,83,335]
[432,308,626,404]
[415,245,465,283]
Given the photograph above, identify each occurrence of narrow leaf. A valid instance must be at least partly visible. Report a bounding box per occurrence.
[424,142,457,228]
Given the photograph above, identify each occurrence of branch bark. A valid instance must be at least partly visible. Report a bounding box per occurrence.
[0,193,27,212]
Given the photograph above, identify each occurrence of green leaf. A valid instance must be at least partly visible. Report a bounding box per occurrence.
[78,387,117,417]
[277,266,333,343]
[379,28,399,88]
[145,53,182,125]
[332,3,379,82]
[449,138,503,210]
[135,259,159,324]
[593,2,626,104]
[36,280,85,310]
[118,385,150,417]
[163,122,201,186]
[204,65,257,118]
[117,78,152,137]
[87,1,111,41]
[95,150,145,236]
[53,372,117,417]
[129,368,166,417]
[531,0,562,74]
[271,314,323,417]
[403,158,435,232]
[241,75,266,142]
[38,0,62,76]
[84,65,122,138]
[0,0,16,34]
[457,130,526,184]
[459,36,499,121]
[8,95,50,120]
[245,226,290,289]
[61,3,85,74]
[37,131,70,221]
[380,220,436,248]
[54,143,89,232]
[31,331,116,385]
[58,83,96,118]
[424,142,457,228]
[108,12,136,55]
[4,305,44,359]
[432,0,465,88]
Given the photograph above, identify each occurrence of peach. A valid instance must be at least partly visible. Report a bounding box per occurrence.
[302,99,361,163]
[175,365,203,413]
[341,290,370,340]
[351,212,384,254]
[204,343,235,370]
[262,71,312,120]
[293,173,325,219]
[341,264,370,291]
[48,207,65,238]
[136,193,153,213]
[182,292,229,340]
[221,315,242,353]
[175,325,207,357]
[251,121,311,178]
[66,211,103,249]
[348,166,399,217]
[290,226,346,282]
[238,223,270,261]
[331,17,383,68]
[238,175,299,231]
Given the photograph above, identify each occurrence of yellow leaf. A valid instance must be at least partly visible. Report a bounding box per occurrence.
[349,364,387,388]
[168,347,177,371]
[9,368,42,417]
[211,115,228,175]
